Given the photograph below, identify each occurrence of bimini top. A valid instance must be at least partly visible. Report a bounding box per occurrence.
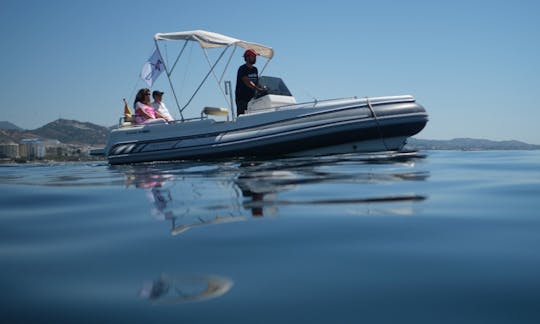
[154,30,274,59]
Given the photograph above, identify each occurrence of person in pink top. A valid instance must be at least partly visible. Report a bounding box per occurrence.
[133,88,158,124]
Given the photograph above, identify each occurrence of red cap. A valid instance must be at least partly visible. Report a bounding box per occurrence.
[243,49,258,57]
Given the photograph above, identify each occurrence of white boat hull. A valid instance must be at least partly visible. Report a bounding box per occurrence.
[99,95,428,164]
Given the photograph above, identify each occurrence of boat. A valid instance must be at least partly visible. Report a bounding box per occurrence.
[94,30,428,164]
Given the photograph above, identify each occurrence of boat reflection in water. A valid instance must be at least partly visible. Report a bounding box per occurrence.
[119,152,429,235]
[235,166,298,217]
[139,273,233,304]
[122,165,249,235]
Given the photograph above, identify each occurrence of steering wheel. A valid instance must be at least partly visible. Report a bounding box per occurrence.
[255,87,268,99]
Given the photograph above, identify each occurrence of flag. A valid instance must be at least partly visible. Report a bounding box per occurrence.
[123,98,134,123]
[123,98,131,117]
[140,49,164,87]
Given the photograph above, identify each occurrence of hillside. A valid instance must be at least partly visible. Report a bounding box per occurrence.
[0,130,18,144]
[1,119,109,145]
[0,129,41,144]
[31,119,109,145]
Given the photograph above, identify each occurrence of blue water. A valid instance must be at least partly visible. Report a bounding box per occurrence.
[1,150,539,323]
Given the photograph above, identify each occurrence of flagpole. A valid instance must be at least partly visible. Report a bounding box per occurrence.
[154,40,184,121]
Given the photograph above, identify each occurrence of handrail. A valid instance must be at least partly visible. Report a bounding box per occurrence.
[366,97,390,151]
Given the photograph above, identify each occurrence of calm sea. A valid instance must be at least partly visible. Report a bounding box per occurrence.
[1,150,539,323]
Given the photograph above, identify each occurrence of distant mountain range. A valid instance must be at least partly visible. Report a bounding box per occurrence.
[0,121,22,131]
[405,137,540,150]
[1,119,539,150]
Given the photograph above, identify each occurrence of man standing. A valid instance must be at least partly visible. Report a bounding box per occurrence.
[235,49,265,116]
[152,90,174,121]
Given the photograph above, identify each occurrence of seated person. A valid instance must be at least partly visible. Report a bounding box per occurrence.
[134,88,165,124]
[151,90,174,121]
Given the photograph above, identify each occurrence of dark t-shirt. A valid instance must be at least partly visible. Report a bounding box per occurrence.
[235,64,258,102]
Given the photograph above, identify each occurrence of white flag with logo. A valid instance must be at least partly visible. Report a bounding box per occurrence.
[140,49,164,87]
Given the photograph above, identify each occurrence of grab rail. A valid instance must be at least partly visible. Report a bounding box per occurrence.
[366,97,390,151]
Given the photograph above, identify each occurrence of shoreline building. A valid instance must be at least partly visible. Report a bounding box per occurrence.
[0,142,20,159]
[20,138,45,160]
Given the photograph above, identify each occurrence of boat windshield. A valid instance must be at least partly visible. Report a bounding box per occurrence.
[258,76,293,97]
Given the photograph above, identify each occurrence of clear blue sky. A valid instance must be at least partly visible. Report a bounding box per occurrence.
[1,0,539,143]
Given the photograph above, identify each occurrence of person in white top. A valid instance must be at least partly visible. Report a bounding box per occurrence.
[152,91,174,121]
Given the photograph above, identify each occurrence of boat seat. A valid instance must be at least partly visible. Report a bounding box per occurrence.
[143,118,167,125]
[120,115,135,127]
[202,106,229,120]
